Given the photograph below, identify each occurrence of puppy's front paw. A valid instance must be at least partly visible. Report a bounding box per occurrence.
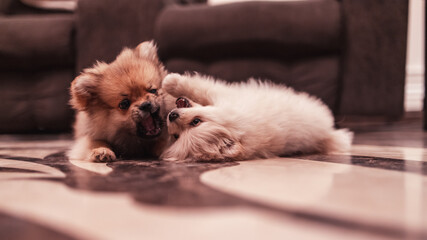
[90,147,116,162]
[162,73,182,96]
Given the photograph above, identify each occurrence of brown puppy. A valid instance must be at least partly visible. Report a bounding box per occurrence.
[68,41,174,161]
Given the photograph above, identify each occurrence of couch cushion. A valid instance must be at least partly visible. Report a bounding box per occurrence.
[155,0,342,60]
[0,14,74,70]
[0,69,74,133]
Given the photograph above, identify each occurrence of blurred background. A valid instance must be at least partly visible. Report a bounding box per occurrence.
[406,0,424,112]
[0,0,424,133]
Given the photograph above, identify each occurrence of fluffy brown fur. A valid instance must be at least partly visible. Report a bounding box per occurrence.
[68,41,175,161]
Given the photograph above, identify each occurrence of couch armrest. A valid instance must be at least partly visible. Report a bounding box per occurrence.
[339,0,409,118]
[76,0,165,72]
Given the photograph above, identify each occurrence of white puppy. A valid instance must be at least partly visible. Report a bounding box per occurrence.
[161,73,353,161]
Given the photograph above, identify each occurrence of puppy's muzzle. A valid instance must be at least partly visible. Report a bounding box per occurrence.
[168,111,179,122]
[135,101,162,138]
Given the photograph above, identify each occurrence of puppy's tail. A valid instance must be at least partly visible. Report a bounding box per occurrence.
[325,129,354,154]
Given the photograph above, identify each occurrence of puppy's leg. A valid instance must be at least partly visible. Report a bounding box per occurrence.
[324,129,353,154]
[163,73,220,106]
[68,136,91,160]
[68,136,116,162]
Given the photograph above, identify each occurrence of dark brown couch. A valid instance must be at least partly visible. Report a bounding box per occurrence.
[0,0,75,133]
[0,0,409,133]
[78,0,409,118]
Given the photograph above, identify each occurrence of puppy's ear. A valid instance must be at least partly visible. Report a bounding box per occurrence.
[70,72,99,111]
[136,40,160,62]
[195,126,243,161]
[219,138,243,160]
[135,40,167,79]
[70,62,106,110]
[194,136,242,161]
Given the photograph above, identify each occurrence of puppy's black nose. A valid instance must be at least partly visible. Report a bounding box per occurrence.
[139,102,152,112]
[168,112,179,122]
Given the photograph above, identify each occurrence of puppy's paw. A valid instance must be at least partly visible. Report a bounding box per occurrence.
[90,147,116,162]
[162,73,182,96]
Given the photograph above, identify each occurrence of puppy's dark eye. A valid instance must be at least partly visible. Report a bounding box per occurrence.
[173,134,179,139]
[148,89,157,94]
[119,99,131,110]
[190,118,202,127]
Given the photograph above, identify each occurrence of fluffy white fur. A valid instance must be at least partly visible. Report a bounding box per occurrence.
[161,73,353,161]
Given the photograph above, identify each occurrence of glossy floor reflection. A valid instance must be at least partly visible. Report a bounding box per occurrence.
[0,116,426,240]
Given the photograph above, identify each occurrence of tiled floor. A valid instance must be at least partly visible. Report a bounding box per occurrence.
[0,115,426,240]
